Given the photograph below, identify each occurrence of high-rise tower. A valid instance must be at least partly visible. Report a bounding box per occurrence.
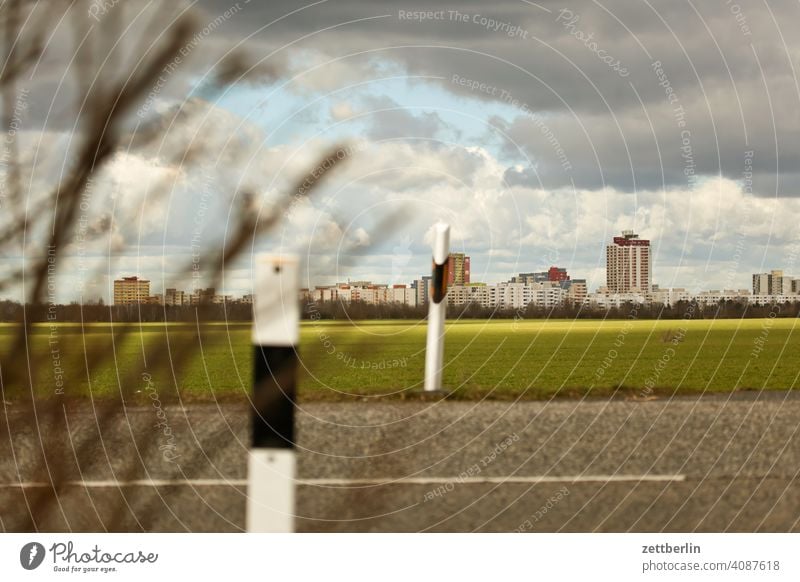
[606,230,651,293]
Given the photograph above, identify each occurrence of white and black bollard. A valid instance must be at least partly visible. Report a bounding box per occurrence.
[424,222,451,392]
[247,254,299,532]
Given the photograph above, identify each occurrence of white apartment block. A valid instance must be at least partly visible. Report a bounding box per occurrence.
[695,289,753,304]
[309,282,416,306]
[446,282,566,310]
[392,285,417,306]
[745,294,798,306]
[753,270,797,296]
[586,292,648,309]
[649,287,693,306]
[447,284,490,308]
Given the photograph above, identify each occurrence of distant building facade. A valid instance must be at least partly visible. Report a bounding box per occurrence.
[606,230,651,293]
[447,253,471,286]
[392,284,417,306]
[566,279,588,303]
[412,276,432,306]
[512,267,570,285]
[113,276,150,305]
[548,266,569,282]
[511,272,548,284]
[191,288,216,305]
[753,270,796,296]
[165,288,187,306]
[447,281,566,310]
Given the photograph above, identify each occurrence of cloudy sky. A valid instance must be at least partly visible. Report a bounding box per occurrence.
[6,0,800,301]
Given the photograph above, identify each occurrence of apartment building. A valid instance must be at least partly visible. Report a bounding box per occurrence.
[606,230,651,293]
[113,276,150,305]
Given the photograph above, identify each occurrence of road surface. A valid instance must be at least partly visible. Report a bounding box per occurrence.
[1,392,799,532]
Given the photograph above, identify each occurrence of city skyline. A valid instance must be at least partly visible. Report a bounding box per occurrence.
[57,243,793,307]
[98,230,800,310]
[5,2,800,306]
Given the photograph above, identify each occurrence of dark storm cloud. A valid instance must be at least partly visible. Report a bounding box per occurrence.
[12,0,281,134]
[195,0,800,195]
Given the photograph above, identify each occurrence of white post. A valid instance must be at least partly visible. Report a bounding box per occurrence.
[247,254,299,532]
[424,222,451,392]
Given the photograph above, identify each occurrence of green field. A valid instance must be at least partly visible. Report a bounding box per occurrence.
[1,318,799,401]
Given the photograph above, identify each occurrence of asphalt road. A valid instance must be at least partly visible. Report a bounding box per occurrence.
[1,392,800,532]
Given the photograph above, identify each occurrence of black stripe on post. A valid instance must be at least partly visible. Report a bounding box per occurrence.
[252,345,297,449]
[431,260,450,304]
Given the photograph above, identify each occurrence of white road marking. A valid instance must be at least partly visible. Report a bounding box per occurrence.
[1,479,249,488]
[0,474,685,489]
[300,475,686,486]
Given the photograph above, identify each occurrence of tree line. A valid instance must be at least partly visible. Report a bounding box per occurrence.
[1,299,798,323]
[0,301,253,323]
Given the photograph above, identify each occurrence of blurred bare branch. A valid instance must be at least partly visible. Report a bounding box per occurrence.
[0,0,361,531]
